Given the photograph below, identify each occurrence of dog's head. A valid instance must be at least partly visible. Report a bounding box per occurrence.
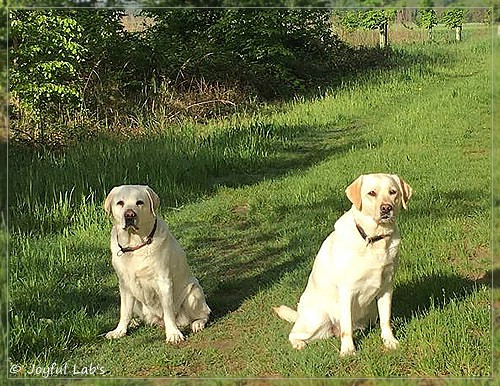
[104,185,160,232]
[345,174,412,224]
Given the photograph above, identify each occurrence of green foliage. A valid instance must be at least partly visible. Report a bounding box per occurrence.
[419,0,434,7]
[337,9,397,31]
[70,10,127,102]
[72,10,125,61]
[483,9,491,25]
[493,0,500,23]
[143,0,331,5]
[10,10,85,119]
[335,9,396,48]
[9,9,130,144]
[2,0,101,50]
[141,9,346,98]
[0,6,7,48]
[360,9,397,30]
[441,8,469,29]
[337,10,361,32]
[418,9,438,30]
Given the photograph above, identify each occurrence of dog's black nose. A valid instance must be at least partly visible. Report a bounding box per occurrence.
[380,204,393,214]
[124,209,137,219]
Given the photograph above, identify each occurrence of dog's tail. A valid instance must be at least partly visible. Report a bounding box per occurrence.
[272,305,298,323]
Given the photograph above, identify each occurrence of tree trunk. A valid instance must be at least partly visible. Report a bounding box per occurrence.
[428,27,433,41]
[455,26,462,41]
[379,22,388,49]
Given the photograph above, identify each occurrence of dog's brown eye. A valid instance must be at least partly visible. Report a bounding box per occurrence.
[136,200,144,206]
[389,189,397,195]
[368,190,377,197]
[117,200,124,207]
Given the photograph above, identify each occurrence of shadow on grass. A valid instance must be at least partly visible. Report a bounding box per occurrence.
[179,194,347,323]
[355,272,488,349]
[410,187,489,221]
[10,121,362,236]
[393,272,485,322]
[199,232,309,321]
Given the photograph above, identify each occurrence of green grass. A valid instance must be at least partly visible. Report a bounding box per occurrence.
[492,21,500,382]
[7,33,493,379]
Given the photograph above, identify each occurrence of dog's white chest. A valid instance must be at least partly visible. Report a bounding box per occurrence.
[353,256,396,307]
[113,253,159,305]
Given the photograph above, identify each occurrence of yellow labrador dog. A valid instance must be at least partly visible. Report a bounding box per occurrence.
[104,185,210,343]
[274,174,412,356]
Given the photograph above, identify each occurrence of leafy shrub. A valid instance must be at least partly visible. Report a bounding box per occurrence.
[10,10,85,120]
[141,9,347,99]
[441,8,468,42]
[9,9,127,145]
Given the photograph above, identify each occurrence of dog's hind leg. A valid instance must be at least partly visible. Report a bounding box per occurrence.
[288,309,333,350]
[177,280,211,333]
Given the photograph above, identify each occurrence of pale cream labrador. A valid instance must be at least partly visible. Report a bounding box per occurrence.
[274,174,412,356]
[104,185,210,343]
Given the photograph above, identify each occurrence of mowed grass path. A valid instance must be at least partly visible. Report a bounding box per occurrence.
[9,36,492,379]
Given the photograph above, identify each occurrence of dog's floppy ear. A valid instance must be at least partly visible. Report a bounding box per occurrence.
[395,176,413,209]
[345,175,363,210]
[145,186,160,216]
[104,187,118,216]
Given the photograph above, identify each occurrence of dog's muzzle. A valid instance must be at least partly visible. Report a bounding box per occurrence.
[379,203,394,223]
[124,209,138,229]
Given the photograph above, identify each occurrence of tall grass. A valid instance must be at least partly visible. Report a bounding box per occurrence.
[8,33,492,378]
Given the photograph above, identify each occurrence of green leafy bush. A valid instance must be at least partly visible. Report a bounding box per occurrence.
[142,9,346,98]
[419,9,438,30]
[417,9,438,41]
[10,10,85,120]
[10,9,127,145]
[441,8,468,42]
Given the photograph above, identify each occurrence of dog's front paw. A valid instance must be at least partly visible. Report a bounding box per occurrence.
[340,342,356,357]
[165,329,185,344]
[191,319,207,333]
[382,334,399,350]
[105,327,127,340]
[290,339,306,350]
